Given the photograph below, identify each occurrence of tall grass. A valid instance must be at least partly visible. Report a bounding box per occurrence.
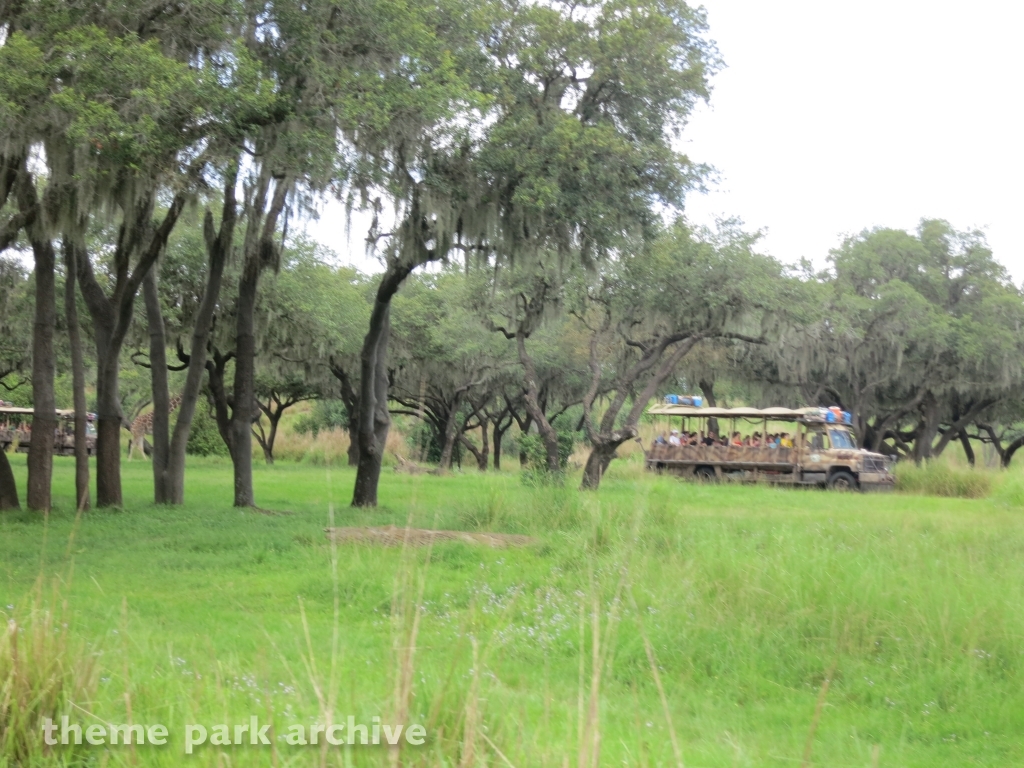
[273,427,412,466]
[4,456,1024,764]
[0,581,98,766]
[895,459,992,498]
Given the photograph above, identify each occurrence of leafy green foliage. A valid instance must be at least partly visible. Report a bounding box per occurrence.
[519,429,576,470]
[185,405,228,457]
[293,400,350,438]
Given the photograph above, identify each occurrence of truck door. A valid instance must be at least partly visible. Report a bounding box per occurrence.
[801,427,830,473]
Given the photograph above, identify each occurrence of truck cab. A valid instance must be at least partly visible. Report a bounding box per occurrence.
[797,423,893,490]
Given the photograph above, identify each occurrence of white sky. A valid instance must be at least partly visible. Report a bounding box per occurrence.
[307,0,1024,281]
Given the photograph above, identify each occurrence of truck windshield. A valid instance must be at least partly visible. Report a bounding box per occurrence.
[829,429,856,449]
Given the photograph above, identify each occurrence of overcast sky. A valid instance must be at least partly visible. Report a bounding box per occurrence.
[306,0,1024,280]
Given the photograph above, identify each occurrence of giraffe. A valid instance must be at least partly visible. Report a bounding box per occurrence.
[129,394,183,460]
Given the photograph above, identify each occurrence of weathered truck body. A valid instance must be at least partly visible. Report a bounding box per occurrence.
[0,406,97,456]
[644,405,894,491]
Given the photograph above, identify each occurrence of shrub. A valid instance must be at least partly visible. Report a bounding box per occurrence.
[895,460,991,498]
[293,399,349,437]
[408,418,446,464]
[519,430,577,469]
[186,405,229,457]
[519,429,579,484]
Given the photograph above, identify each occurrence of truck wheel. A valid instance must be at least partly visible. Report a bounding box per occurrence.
[695,466,717,483]
[828,470,857,491]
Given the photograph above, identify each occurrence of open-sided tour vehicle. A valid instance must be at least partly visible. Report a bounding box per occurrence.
[645,403,895,491]
[0,405,97,456]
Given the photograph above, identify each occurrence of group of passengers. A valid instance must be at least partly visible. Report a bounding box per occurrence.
[656,429,793,449]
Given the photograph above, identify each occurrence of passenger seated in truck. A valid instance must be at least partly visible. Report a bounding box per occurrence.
[780,432,793,447]
[668,430,681,446]
[654,433,667,445]
[731,431,743,446]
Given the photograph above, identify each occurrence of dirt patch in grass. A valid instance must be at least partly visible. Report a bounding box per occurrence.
[324,525,537,548]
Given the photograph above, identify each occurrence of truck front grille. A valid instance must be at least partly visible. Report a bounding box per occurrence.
[863,456,889,473]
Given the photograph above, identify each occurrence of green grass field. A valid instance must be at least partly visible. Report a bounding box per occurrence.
[3,453,1024,767]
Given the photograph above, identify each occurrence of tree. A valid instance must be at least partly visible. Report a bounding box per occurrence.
[771,221,1024,462]
[252,375,317,464]
[389,270,512,471]
[462,0,718,473]
[259,241,369,465]
[344,0,489,505]
[574,221,787,489]
[0,255,29,510]
[62,238,90,509]
[0,9,213,506]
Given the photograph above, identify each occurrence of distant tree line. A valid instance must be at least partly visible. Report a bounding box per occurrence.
[2,1,1022,512]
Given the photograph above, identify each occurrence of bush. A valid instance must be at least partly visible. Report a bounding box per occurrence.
[408,418,446,464]
[895,460,991,498]
[519,430,577,469]
[293,399,349,437]
[186,405,229,457]
[519,428,579,484]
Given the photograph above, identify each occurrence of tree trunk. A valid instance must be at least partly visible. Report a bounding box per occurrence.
[0,448,18,510]
[459,433,487,471]
[63,240,90,510]
[913,392,940,464]
[353,259,415,507]
[230,260,259,506]
[579,332,699,491]
[958,429,975,467]
[437,393,464,471]
[932,399,995,459]
[203,350,234,451]
[515,332,561,472]
[698,379,719,437]
[261,426,276,464]
[252,409,281,465]
[1001,436,1024,468]
[143,269,170,503]
[329,360,362,467]
[75,192,186,506]
[477,417,489,471]
[93,349,123,507]
[353,302,395,506]
[580,441,620,490]
[27,234,56,511]
[347,429,360,466]
[492,418,510,470]
[228,173,288,507]
[167,166,237,504]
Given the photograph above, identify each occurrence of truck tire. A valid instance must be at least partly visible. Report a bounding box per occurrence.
[695,466,717,483]
[827,470,858,491]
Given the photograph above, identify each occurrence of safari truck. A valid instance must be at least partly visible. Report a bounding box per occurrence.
[0,406,97,456]
[644,404,895,491]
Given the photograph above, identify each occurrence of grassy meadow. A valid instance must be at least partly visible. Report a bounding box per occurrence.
[3,450,1024,767]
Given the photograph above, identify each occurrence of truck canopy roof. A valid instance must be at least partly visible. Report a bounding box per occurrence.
[0,406,91,419]
[647,405,842,423]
